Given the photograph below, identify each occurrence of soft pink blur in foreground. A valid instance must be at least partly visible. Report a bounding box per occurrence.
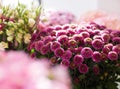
[0,51,71,89]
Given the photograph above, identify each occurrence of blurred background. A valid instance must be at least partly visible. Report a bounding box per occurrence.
[1,0,120,17]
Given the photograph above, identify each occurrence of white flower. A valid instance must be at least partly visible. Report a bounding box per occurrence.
[24,33,31,44]
[28,18,35,27]
[7,36,14,42]
[18,19,24,24]
[0,42,8,49]
[6,30,14,36]
[16,33,23,43]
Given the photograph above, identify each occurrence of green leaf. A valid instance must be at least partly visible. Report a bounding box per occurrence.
[106,82,118,89]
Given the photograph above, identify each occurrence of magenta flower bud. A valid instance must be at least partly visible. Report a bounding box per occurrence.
[35,41,44,51]
[79,64,89,74]
[92,39,104,50]
[112,44,120,55]
[80,32,90,38]
[62,50,72,60]
[108,51,118,61]
[112,37,120,44]
[61,59,70,67]
[29,42,35,50]
[68,39,77,47]
[81,47,93,58]
[93,66,100,75]
[57,35,69,45]
[92,51,102,62]
[73,55,84,66]
[54,47,65,57]
[50,41,61,51]
[101,33,110,43]
[56,30,67,36]
[84,37,92,46]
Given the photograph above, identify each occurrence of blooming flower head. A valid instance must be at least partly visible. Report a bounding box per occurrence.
[101,33,110,43]
[61,59,70,67]
[112,44,120,55]
[112,37,120,44]
[54,47,65,57]
[50,41,61,52]
[40,44,50,55]
[108,51,118,61]
[81,47,93,58]
[57,35,69,45]
[68,39,77,47]
[35,41,44,51]
[92,39,104,50]
[73,55,84,66]
[79,64,89,74]
[92,51,102,62]
[62,50,72,60]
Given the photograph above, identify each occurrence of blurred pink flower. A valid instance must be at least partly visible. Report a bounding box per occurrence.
[0,51,71,89]
[79,10,120,30]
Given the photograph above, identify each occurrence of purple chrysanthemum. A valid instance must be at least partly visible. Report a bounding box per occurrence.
[62,50,72,60]
[43,36,53,44]
[81,47,93,58]
[79,64,89,74]
[108,51,118,61]
[80,32,90,38]
[92,39,104,50]
[84,37,92,46]
[57,35,69,45]
[112,37,120,44]
[112,44,120,55]
[68,39,77,47]
[54,47,65,57]
[92,51,102,62]
[104,43,113,50]
[102,46,111,54]
[73,55,84,65]
[50,41,61,51]
[61,59,70,67]
[35,41,44,51]
[40,45,50,55]
[101,33,110,43]
[56,30,67,36]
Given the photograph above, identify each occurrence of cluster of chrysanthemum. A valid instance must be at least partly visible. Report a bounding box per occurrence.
[29,22,120,75]
[40,10,76,26]
[0,3,41,50]
[0,51,71,89]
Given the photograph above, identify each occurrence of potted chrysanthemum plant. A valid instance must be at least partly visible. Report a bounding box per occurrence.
[28,22,120,89]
